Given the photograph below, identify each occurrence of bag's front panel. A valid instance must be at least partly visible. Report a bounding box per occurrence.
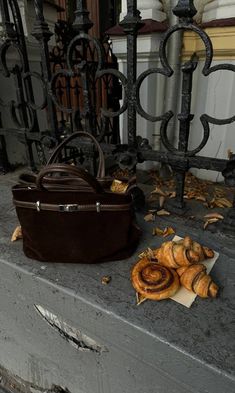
[13,186,141,263]
[16,208,135,263]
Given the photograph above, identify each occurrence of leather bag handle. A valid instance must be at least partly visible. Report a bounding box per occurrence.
[36,163,104,193]
[47,131,105,178]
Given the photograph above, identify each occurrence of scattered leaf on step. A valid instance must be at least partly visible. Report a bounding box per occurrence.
[204,212,224,220]
[151,186,167,197]
[167,191,176,199]
[101,276,112,285]
[136,292,147,306]
[11,226,23,242]
[159,195,165,208]
[110,179,128,194]
[138,248,155,259]
[204,218,219,230]
[186,191,197,199]
[163,227,175,237]
[209,197,232,209]
[196,195,207,202]
[152,227,164,236]
[156,209,170,216]
[227,149,233,159]
[144,213,155,222]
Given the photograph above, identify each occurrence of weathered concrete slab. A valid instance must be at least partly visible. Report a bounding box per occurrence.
[0,172,235,393]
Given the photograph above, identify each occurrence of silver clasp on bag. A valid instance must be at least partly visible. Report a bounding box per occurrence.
[96,202,101,213]
[59,204,79,212]
[36,201,41,212]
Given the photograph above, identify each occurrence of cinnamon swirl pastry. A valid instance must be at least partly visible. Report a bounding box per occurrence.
[131,258,180,300]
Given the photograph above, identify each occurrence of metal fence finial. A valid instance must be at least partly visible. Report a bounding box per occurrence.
[173,0,197,21]
[73,0,93,33]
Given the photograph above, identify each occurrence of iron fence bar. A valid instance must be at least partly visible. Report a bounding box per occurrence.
[31,0,59,141]
[119,0,142,145]
[0,0,15,39]
[0,0,47,170]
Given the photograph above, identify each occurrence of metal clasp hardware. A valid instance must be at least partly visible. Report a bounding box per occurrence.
[59,204,79,212]
[36,201,41,212]
[96,202,101,213]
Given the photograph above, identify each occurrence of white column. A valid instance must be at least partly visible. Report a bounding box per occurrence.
[189,0,235,181]
[203,0,235,23]
[120,0,166,22]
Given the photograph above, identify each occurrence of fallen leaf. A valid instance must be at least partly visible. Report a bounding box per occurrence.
[163,227,175,237]
[214,187,226,198]
[11,226,23,242]
[136,292,147,306]
[186,191,197,199]
[196,195,207,202]
[152,227,164,236]
[110,179,128,194]
[151,186,167,197]
[209,197,232,209]
[204,213,224,220]
[101,276,112,285]
[144,213,155,222]
[167,191,176,199]
[159,195,165,208]
[227,149,233,159]
[138,248,155,259]
[156,209,170,216]
[204,218,219,230]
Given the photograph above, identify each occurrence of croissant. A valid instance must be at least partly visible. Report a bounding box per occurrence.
[177,264,219,298]
[154,236,214,269]
[131,258,180,300]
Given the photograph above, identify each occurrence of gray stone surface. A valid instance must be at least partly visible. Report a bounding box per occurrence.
[0,172,235,393]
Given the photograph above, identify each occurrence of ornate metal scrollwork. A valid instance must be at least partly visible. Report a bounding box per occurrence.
[0,0,235,232]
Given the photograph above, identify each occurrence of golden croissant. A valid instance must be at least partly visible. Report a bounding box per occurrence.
[177,264,219,298]
[154,236,214,269]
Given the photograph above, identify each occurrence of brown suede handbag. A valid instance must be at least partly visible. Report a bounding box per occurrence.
[12,133,141,264]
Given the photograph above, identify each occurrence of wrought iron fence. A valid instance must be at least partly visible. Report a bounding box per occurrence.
[0,0,235,232]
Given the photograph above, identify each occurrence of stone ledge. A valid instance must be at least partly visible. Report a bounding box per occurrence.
[0,172,235,392]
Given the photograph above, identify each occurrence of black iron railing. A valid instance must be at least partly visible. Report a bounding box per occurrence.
[0,0,235,232]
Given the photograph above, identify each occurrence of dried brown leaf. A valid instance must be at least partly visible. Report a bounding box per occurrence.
[209,197,233,208]
[204,213,224,220]
[195,195,207,202]
[217,198,232,208]
[159,195,165,208]
[136,292,147,306]
[156,209,170,216]
[167,191,176,199]
[152,227,164,236]
[138,248,155,259]
[11,226,23,242]
[163,227,175,237]
[144,213,155,222]
[185,191,197,200]
[204,218,219,230]
[227,149,233,159]
[110,179,128,194]
[151,186,167,197]
[101,276,112,285]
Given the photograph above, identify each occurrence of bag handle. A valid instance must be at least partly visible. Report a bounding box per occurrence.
[47,131,105,178]
[36,163,104,193]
